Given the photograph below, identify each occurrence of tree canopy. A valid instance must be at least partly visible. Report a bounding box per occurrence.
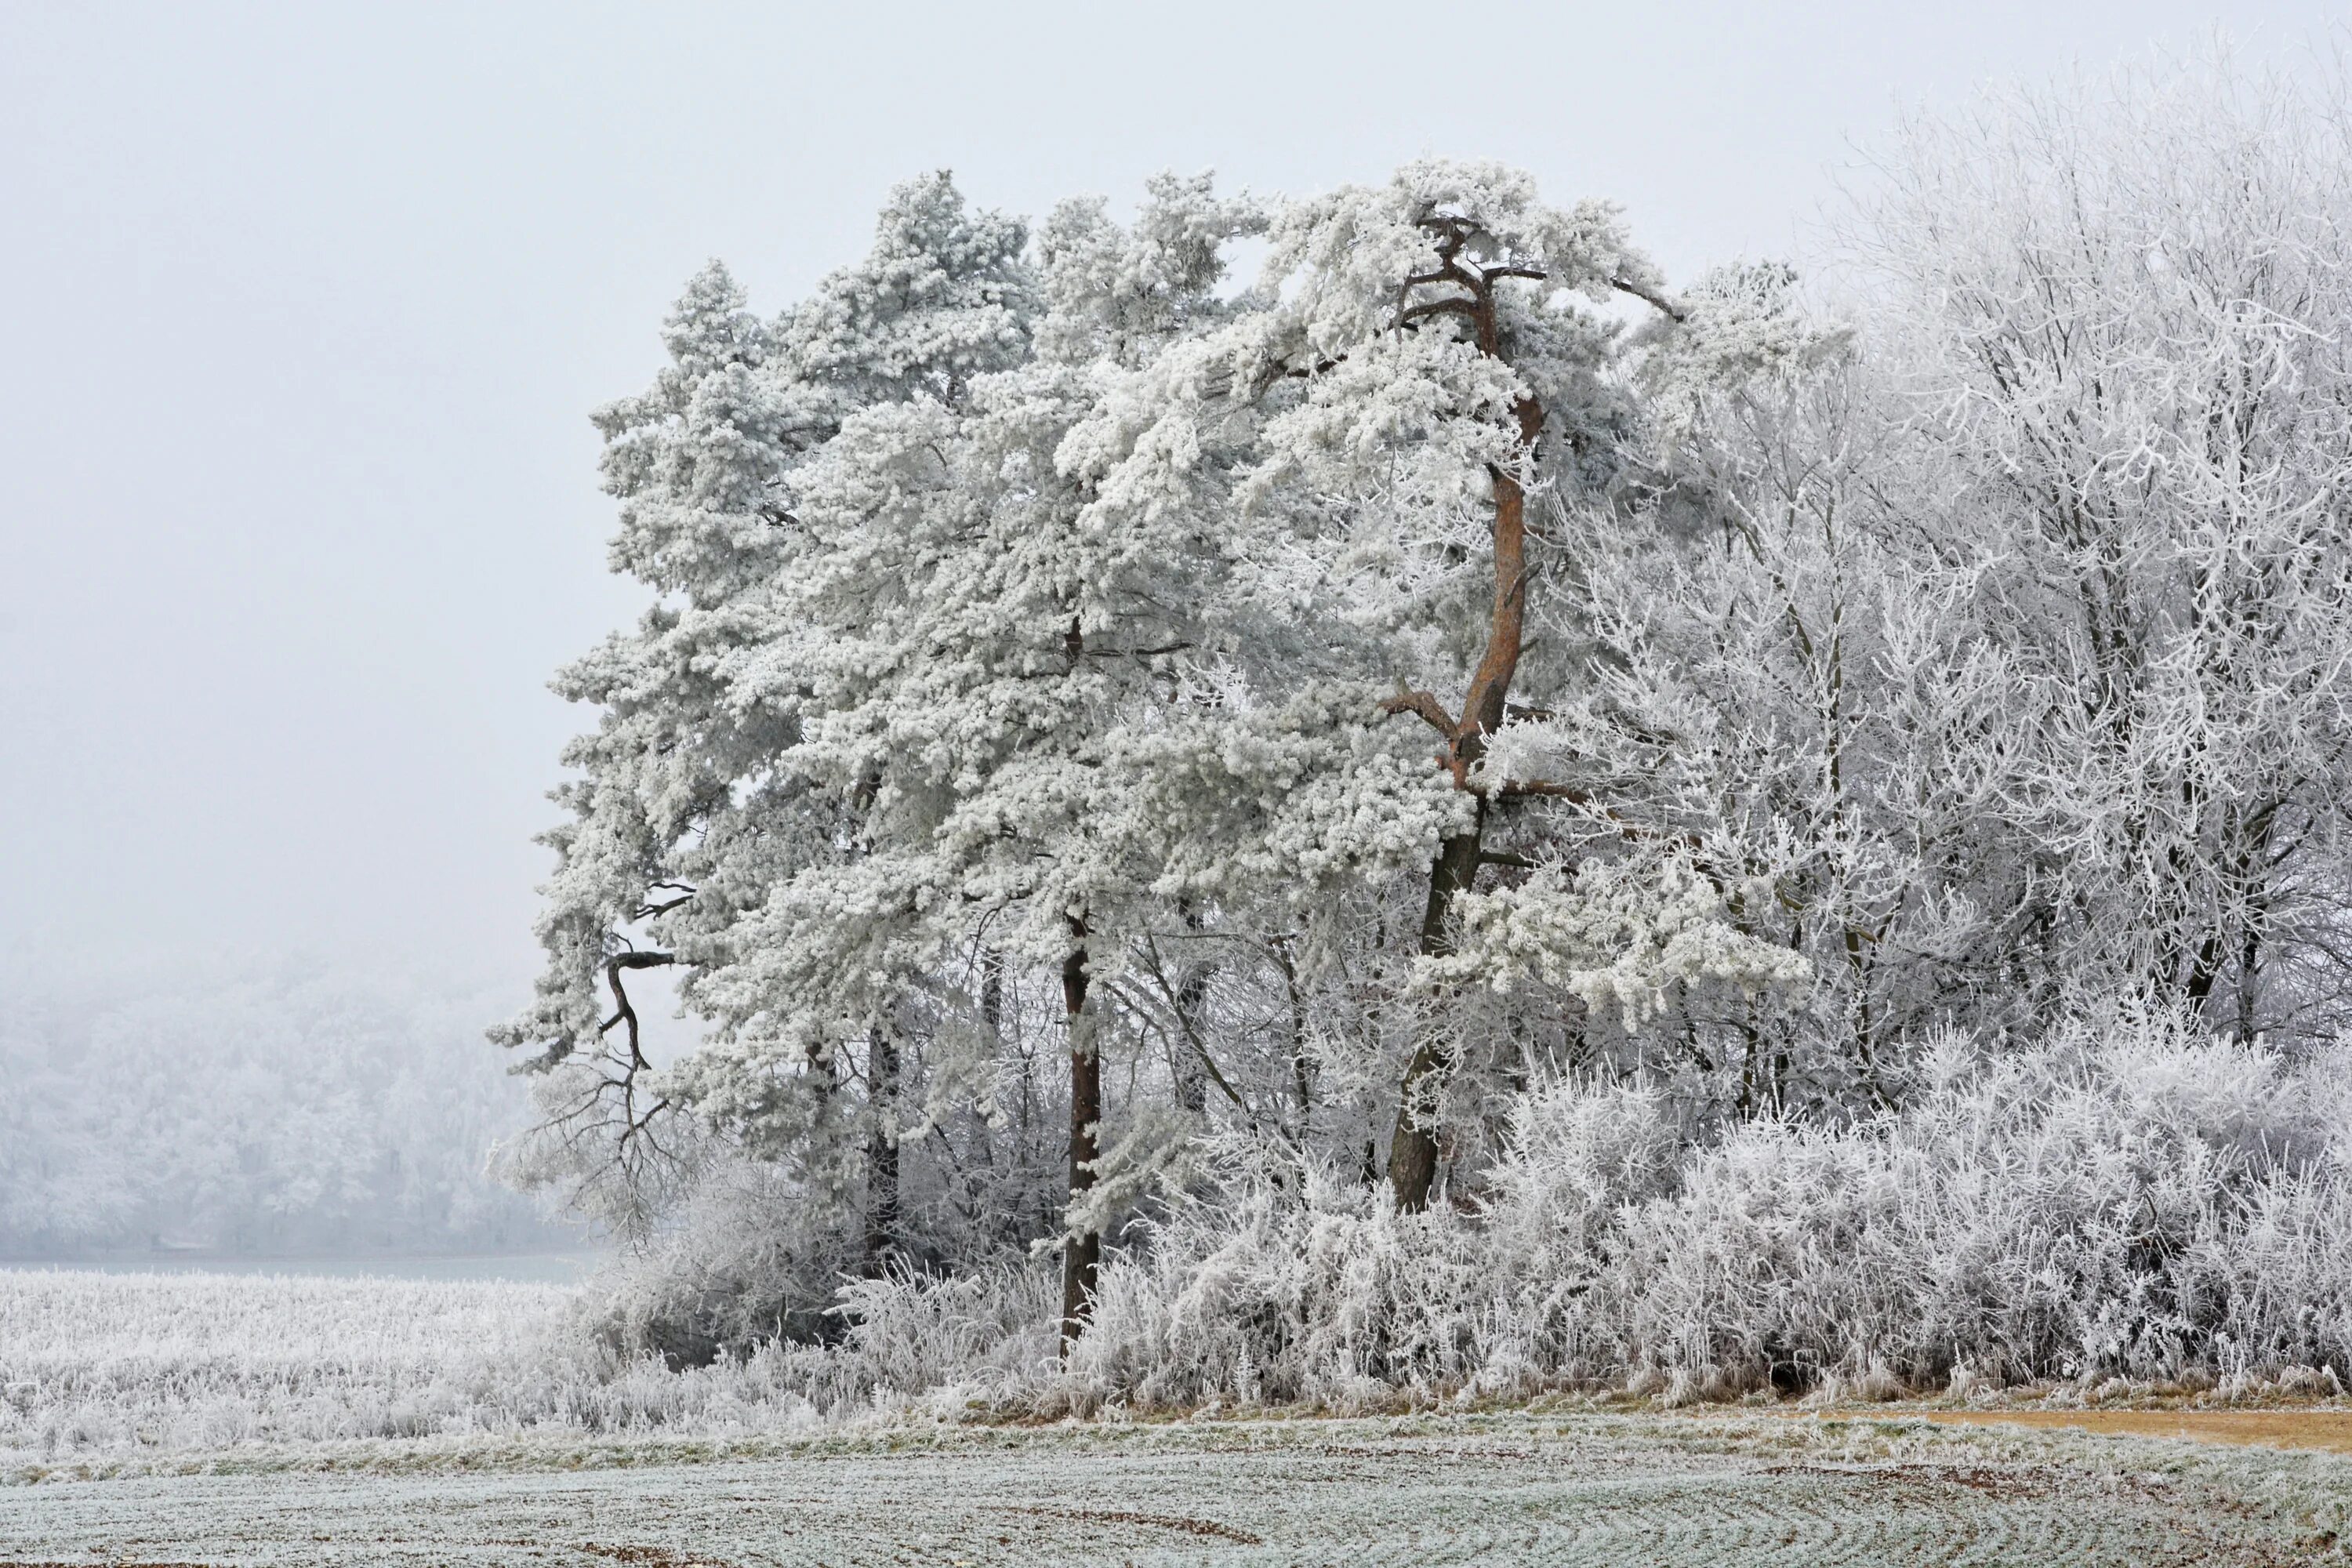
[501,103,2352,1349]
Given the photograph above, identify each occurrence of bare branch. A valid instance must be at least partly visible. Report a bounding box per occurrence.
[1609,274,1687,322]
[602,949,675,1073]
[1380,688,1459,736]
[1494,778,1592,803]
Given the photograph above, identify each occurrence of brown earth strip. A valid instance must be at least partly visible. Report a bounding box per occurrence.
[1842,1409,2352,1454]
[994,1505,1264,1545]
[574,1543,739,1567]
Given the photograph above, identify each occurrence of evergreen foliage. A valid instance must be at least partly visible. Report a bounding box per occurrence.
[499,51,2352,1396]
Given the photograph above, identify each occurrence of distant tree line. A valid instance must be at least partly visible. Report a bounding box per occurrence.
[2,964,565,1257]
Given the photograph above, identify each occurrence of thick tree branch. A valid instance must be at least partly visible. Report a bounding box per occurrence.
[1380,688,1459,735]
[1494,778,1592,803]
[1083,641,1195,659]
[1398,296,1479,328]
[1610,274,1687,322]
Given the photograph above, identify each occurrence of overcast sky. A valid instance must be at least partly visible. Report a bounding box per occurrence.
[2,2,2342,997]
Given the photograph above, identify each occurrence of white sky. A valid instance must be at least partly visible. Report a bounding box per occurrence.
[2,2,2341,994]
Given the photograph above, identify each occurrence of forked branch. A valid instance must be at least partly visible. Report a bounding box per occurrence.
[600,949,677,1071]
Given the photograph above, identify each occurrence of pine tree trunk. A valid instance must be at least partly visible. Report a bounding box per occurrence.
[1171,906,1211,1117]
[1058,920,1101,1352]
[862,1026,900,1273]
[1386,814,1485,1210]
[1381,257,1542,1212]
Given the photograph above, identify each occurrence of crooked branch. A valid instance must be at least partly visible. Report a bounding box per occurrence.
[1380,688,1459,736]
[599,949,677,1072]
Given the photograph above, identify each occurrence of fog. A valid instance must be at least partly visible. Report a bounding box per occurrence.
[0,4,2341,1254]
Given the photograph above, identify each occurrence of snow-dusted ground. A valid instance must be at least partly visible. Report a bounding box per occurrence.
[0,1267,910,1470]
[0,1267,591,1459]
[10,1266,2352,1563]
[4,1415,2350,1565]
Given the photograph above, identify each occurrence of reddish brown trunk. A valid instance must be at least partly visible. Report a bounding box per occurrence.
[1058,918,1101,1352]
[1450,398,1541,761]
[1385,264,1544,1213]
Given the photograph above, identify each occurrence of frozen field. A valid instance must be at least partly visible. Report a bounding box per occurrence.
[5,1414,2352,1566]
[9,1268,2352,1563]
[0,1267,838,1465]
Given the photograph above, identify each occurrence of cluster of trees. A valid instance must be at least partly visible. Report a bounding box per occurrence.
[2,964,563,1257]
[501,57,2352,1352]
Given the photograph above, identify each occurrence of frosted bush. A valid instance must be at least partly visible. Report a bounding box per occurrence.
[831,1263,1059,1403]
[584,1157,866,1365]
[1067,1165,1490,1409]
[1046,1007,2352,1407]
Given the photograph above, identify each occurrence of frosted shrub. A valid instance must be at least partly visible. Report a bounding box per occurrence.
[831,1263,1059,1405]
[1047,1119,1658,1410]
[2211,1176,2352,1381]
[1051,1007,2352,1407]
[1068,1167,1490,1410]
[1475,1080,1684,1389]
[1577,1007,2352,1394]
[18,1009,2352,1467]
[553,1015,2352,1413]
[586,1158,864,1365]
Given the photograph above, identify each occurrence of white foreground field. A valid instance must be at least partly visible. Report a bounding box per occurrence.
[5,1415,2352,1566]
[8,1269,2352,1563]
[0,1269,828,1462]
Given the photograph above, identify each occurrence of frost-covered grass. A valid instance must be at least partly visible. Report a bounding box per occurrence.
[0,1265,1079,1473]
[0,1268,846,1466]
[8,1411,2352,1565]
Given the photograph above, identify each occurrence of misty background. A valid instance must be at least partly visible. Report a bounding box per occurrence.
[2,0,2342,1260]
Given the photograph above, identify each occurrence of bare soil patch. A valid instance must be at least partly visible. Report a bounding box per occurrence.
[1867,1407,2352,1454]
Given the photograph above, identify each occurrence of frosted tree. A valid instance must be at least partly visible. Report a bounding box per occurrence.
[495,173,1036,1245]
[1534,55,2352,1115]
[504,169,1318,1340]
[1846,63,2352,1043]
[720,174,1283,1340]
[1088,162,1814,1209]
[506,161,1820,1341]
[1543,337,2002,1112]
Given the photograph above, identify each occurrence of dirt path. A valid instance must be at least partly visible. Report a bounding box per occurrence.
[1885,1407,2352,1455]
